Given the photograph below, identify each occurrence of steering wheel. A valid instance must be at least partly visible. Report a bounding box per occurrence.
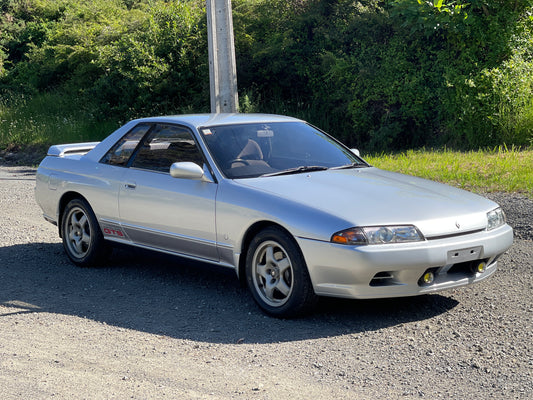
[230,158,250,166]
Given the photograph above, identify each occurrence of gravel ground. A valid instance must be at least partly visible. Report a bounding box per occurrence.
[0,165,531,399]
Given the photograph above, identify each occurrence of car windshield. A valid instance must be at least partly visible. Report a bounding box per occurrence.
[200,122,367,179]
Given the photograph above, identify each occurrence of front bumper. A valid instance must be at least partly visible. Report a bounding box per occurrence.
[296,224,513,299]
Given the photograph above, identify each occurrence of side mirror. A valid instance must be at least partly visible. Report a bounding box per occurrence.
[350,148,361,157]
[170,162,213,182]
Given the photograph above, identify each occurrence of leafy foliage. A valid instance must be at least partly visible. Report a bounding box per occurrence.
[1,0,208,119]
[235,0,532,150]
[1,0,532,150]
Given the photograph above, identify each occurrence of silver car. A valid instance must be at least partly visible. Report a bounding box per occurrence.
[35,114,513,317]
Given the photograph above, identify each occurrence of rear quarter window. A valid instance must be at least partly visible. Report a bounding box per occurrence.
[100,124,151,167]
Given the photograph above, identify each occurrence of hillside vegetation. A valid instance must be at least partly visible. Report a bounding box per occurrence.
[1,0,532,151]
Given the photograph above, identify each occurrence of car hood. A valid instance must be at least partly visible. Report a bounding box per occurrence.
[236,167,498,237]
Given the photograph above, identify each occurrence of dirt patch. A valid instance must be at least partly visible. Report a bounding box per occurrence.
[0,143,49,166]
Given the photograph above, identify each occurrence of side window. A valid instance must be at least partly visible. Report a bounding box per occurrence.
[130,124,204,173]
[101,124,151,167]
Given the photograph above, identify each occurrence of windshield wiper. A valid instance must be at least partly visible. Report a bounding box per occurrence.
[261,165,329,177]
[329,162,369,170]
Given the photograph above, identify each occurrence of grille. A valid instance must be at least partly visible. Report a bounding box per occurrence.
[426,228,485,241]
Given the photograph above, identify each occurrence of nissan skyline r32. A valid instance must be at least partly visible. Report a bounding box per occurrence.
[35,114,514,317]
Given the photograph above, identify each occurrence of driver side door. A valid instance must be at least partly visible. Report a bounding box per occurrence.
[118,123,219,261]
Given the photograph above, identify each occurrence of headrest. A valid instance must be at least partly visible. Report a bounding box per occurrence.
[237,139,263,160]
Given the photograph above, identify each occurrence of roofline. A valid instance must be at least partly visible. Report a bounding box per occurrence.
[129,113,303,129]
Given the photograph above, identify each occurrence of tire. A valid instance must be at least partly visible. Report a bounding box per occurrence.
[245,227,318,318]
[61,198,109,267]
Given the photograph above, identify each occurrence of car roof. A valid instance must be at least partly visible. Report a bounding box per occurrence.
[85,113,304,163]
[129,113,302,130]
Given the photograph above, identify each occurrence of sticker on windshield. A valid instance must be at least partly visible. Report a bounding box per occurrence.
[203,129,213,135]
[257,129,274,137]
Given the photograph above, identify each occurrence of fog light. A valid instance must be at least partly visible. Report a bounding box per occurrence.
[474,261,486,274]
[422,271,434,285]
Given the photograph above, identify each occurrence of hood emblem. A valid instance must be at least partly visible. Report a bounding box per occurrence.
[455,221,461,229]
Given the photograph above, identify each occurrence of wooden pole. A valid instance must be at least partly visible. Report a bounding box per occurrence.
[206,0,239,113]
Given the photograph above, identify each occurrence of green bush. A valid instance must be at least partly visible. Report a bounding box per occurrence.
[0,0,532,151]
[1,0,208,119]
[234,0,532,150]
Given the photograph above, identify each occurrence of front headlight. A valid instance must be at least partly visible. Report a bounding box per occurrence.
[487,207,506,231]
[331,225,424,245]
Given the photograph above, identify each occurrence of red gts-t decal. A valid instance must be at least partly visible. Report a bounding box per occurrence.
[103,228,124,237]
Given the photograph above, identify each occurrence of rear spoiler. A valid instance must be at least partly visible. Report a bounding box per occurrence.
[47,142,100,157]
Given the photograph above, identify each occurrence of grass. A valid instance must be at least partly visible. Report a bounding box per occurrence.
[0,92,120,147]
[366,147,533,197]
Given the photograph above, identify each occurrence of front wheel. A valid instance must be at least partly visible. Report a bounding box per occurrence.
[61,198,109,267]
[245,227,318,318]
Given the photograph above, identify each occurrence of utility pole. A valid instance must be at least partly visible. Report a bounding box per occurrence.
[206,0,239,113]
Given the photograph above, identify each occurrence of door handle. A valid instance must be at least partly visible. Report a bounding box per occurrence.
[125,182,137,189]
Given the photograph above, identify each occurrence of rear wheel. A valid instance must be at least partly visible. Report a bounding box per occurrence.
[245,227,317,317]
[61,198,109,267]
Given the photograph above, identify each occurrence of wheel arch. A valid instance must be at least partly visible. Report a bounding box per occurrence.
[237,221,302,284]
[57,191,90,238]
